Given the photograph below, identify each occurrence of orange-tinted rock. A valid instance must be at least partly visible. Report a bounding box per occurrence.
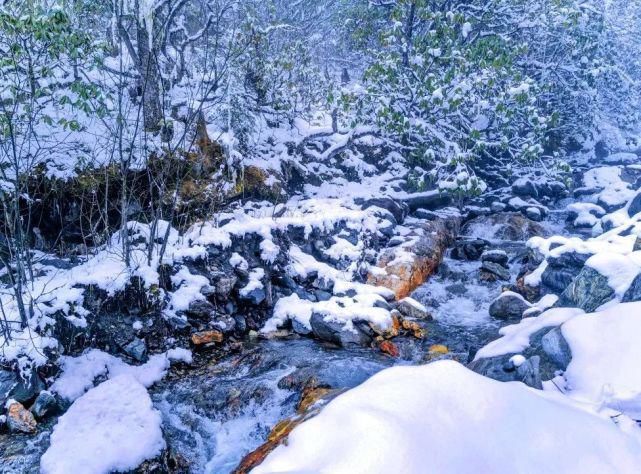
[6,401,37,434]
[379,340,400,358]
[297,386,333,414]
[367,217,460,299]
[429,344,449,356]
[191,330,223,345]
[402,319,426,339]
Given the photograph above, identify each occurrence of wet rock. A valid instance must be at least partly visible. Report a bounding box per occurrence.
[491,202,507,213]
[29,391,58,419]
[469,355,542,389]
[6,401,37,434]
[489,291,531,319]
[480,261,511,281]
[310,313,372,347]
[213,274,238,299]
[123,338,147,362]
[451,238,487,260]
[428,344,449,356]
[378,340,400,357]
[541,327,572,370]
[557,266,614,312]
[481,249,508,266]
[396,297,432,320]
[191,330,224,345]
[292,319,313,336]
[525,207,542,222]
[212,315,237,335]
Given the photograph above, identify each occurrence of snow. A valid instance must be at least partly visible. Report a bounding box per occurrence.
[252,361,641,474]
[51,348,192,401]
[561,302,641,418]
[240,268,265,297]
[41,375,165,474]
[585,252,641,298]
[475,307,585,360]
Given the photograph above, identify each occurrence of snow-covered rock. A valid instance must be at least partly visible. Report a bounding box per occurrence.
[41,375,165,474]
[251,361,641,474]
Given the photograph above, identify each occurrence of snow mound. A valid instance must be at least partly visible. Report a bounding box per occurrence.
[41,375,165,474]
[252,361,641,474]
[561,302,641,418]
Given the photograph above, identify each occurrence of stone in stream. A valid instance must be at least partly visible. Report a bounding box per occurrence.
[0,369,45,408]
[462,212,545,242]
[481,249,509,266]
[451,238,488,260]
[309,313,372,347]
[6,401,37,434]
[396,297,432,320]
[556,266,614,312]
[30,391,58,419]
[479,261,511,282]
[489,291,531,320]
[468,355,542,389]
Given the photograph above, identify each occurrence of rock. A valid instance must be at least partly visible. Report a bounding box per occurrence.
[30,391,58,419]
[6,401,37,434]
[396,297,432,320]
[628,193,641,217]
[489,291,531,319]
[367,216,460,299]
[428,344,449,356]
[481,250,508,266]
[622,272,641,302]
[480,261,511,281]
[360,197,408,224]
[0,369,44,407]
[186,299,215,319]
[191,330,224,345]
[469,355,542,389]
[309,313,372,347]
[463,212,545,241]
[512,178,538,198]
[379,340,400,357]
[239,287,266,305]
[214,274,238,299]
[401,319,425,339]
[212,315,237,335]
[491,202,507,213]
[525,207,542,221]
[541,327,572,370]
[557,266,614,312]
[123,338,147,362]
[292,319,313,336]
[451,238,487,260]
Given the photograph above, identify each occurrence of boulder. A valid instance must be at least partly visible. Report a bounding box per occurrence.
[360,198,408,224]
[525,207,542,222]
[468,355,542,389]
[512,178,538,198]
[396,297,432,320]
[6,401,37,434]
[310,313,372,347]
[481,249,509,266]
[462,212,545,241]
[30,391,58,419]
[451,238,487,260]
[541,327,572,370]
[557,266,614,312]
[489,291,531,320]
[480,261,511,281]
[0,369,44,407]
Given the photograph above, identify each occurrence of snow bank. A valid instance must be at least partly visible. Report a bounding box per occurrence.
[51,348,191,401]
[252,361,641,474]
[561,302,641,418]
[475,307,584,360]
[41,375,165,474]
